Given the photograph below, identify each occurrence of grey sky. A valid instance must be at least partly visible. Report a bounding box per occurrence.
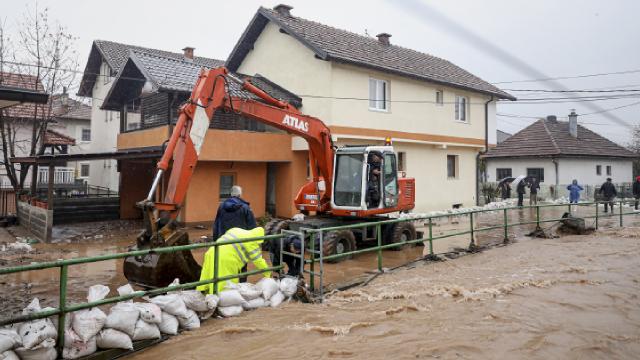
[3,0,639,144]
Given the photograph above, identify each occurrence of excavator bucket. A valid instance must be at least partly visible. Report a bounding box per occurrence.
[123,230,202,288]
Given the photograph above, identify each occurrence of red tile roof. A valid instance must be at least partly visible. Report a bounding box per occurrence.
[44,129,76,146]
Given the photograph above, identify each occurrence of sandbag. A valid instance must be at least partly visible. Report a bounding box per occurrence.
[218,306,243,317]
[18,298,57,350]
[62,335,96,359]
[104,302,139,337]
[72,285,110,342]
[158,312,179,335]
[236,283,263,301]
[177,309,200,330]
[135,303,162,324]
[63,329,80,349]
[279,277,298,298]
[218,290,245,307]
[205,294,219,310]
[0,350,18,360]
[242,297,267,310]
[132,319,160,341]
[256,278,279,300]
[0,329,21,353]
[180,291,208,312]
[96,329,133,350]
[15,338,57,360]
[270,291,285,307]
[198,310,215,321]
[149,294,188,318]
[117,284,135,301]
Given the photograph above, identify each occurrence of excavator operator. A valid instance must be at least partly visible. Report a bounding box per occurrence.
[367,153,382,208]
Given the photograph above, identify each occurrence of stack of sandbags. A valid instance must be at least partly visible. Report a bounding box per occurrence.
[217,277,298,317]
[0,329,22,360]
[14,298,58,360]
[149,280,199,331]
[63,284,110,359]
[98,284,137,350]
[131,302,161,341]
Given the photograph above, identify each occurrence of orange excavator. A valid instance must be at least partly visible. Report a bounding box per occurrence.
[124,67,416,288]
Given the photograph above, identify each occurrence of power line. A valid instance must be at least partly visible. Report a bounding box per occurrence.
[492,68,640,84]
[580,100,640,117]
[504,88,640,93]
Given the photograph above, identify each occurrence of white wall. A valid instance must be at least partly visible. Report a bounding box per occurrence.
[486,158,557,184]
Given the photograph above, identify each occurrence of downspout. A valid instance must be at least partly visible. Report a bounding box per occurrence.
[477,95,494,206]
[552,158,559,200]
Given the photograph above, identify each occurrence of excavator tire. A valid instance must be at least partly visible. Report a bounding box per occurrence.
[263,218,291,252]
[385,222,417,251]
[323,230,356,263]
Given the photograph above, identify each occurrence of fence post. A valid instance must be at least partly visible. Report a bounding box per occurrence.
[309,232,316,292]
[376,224,382,272]
[503,208,509,243]
[213,240,219,295]
[428,218,434,256]
[469,211,475,249]
[535,205,541,229]
[318,230,324,302]
[619,200,623,227]
[595,201,599,230]
[56,265,68,354]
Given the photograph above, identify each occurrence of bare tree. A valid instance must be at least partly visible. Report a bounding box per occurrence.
[630,125,640,177]
[0,4,78,190]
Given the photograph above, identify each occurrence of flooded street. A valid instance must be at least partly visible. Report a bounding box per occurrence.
[131,226,640,360]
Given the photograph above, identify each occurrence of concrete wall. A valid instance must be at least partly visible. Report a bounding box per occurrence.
[16,200,52,242]
[486,158,557,184]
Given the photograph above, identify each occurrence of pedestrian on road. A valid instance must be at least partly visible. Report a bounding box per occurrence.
[517,180,526,207]
[499,181,511,200]
[633,176,640,211]
[567,179,584,204]
[598,178,617,213]
[212,185,257,282]
[529,177,540,206]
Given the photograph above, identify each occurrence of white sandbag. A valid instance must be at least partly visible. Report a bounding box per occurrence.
[0,329,21,353]
[0,350,18,360]
[104,302,139,337]
[218,306,243,317]
[242,297,267,310]
[132,319,160,341]
[135,303,162,324]
[117,284,135,301]
[256,278,279,300]
[72,285,110,342]
[158,312,179,335]
[177,309,200,330]
[18,319,57,350]
[198,310,215,321]
[96,329,133,350]
[218,290,245,307]
[235,283,263,301]
[279,277,298,298]
[62,335,96,359]
[269,291,285,307]
[149,294,188,318]
[179,291,208,312]
[63,329,80,349]
[15,338,57,360]
[204,294,219,310]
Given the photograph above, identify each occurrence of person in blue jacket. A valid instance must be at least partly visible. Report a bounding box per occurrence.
[566,179,584,204]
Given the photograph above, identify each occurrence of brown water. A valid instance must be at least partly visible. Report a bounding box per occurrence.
[131,226,640,360]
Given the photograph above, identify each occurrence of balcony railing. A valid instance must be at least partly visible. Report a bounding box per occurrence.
[37,166,76,184]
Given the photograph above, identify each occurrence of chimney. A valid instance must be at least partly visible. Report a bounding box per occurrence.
[568,109,578,138]
[546,115,557,123]
[182,47,195,60]
[274,4,293,16]
[376,33,392,46]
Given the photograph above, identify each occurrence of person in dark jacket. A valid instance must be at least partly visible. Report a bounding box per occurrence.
[633,176,640,211]
[212,185,257,281]
[598,178,617,213]
[268,235,302,277]
[499,181,511,200]
[529,177,540,205]
[366,153,382,208]
[516,180,527,207]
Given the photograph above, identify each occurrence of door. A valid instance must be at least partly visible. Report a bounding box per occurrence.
[382,153,399,208]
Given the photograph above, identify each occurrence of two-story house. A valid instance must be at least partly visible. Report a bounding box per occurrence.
[226,5,515,212]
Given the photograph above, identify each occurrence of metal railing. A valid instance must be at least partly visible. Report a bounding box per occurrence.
[0,233,285,355]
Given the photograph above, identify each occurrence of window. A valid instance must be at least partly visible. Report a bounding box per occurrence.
[334,153,364,207]
[369,78,388,111]
[397,152,406,172]
[81,128,91,142]
[219,173,236,200]
[527,168,544,183]
[382,153,398,207]
[606,165,612,176]
[435,90,443,106]
[127,122,140,131]
[596,165,601,175]
[496,168,512,180]
[447,155,458,179]
[455,95,468,122]
[102,63,111,85]
[80,163,90,178]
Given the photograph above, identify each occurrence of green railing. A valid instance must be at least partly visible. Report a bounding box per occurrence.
[0,233,285,355]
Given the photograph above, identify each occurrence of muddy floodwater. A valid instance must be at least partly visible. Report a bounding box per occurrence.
[131,226,640,360]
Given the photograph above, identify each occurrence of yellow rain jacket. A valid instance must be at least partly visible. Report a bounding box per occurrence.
[197,227,271,294]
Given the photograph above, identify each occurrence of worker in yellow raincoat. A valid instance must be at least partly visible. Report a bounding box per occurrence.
[197,226,271,294]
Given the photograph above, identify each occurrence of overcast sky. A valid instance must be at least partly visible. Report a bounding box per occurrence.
[3,0,639,145]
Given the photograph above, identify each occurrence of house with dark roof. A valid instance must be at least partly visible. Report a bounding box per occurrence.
[227,4,514,211]
[483,112,636,190]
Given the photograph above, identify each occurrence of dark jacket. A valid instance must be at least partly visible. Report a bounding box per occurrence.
[212,197,257,239]
[633,180,640,197]
[599,182,617,198]
[516,181,527,195]
[529,179,540,194]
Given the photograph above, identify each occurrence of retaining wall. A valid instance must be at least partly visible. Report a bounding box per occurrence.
[16,200,52,242]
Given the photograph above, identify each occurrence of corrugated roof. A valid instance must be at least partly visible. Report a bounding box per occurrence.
[484,119,637,159]
[227,7,515,100]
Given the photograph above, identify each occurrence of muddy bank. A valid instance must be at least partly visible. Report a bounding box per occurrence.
[130,227,640,360]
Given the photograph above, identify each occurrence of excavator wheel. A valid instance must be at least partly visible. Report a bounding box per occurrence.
[323,230,356,263]
[263,218,291,252]
[123,230,202,288]
[385,222,417,251]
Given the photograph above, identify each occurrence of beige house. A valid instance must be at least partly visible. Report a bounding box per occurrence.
[227,5,515,212]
